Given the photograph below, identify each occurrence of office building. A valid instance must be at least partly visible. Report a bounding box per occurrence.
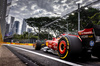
[9,16,15,31]
[21,19,27,34]
[5,23,10,36]
[13,21,19,34]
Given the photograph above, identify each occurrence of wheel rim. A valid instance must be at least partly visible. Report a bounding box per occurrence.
[59,40,67,54]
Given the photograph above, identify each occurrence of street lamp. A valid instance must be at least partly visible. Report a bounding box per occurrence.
[85,7,88,10]
[71,13,75,15]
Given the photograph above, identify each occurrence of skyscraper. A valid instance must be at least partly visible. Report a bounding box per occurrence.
[21,19,27,34]
[6,0,12,22]
[5,23,10,36]
[7,20,19,36]
[13,21,19,34]
[9,16,15,32]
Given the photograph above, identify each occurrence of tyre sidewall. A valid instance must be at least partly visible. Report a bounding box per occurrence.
[35,40,42,50]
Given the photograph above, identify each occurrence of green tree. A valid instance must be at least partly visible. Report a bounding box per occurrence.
[13,32,38,39]
[90,13,100,25]
[13,34,20,39]
[35,32,54,40]
[66,7,100,31]
[26,17,67,37]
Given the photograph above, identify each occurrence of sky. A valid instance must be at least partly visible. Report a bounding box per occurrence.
[7,0,100,34]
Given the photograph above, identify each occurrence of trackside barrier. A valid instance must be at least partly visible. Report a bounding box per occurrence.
[2,42,35,46]
[0,42,3,47]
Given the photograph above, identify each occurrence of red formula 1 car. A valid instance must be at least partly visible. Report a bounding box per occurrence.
[35,23,100,59]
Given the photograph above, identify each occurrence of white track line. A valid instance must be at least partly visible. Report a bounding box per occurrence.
[9,45,82,66]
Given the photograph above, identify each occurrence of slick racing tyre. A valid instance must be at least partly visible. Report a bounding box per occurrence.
[35,40,42,50]
[57,35,82,59]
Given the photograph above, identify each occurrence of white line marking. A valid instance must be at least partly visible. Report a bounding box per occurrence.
[9,45,82,66]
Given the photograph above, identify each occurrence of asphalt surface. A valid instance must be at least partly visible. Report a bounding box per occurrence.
[4,44,100,66]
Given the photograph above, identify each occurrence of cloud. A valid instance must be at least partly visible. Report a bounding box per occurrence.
[61,0,67,3]
[20,6,27,11]
[61,0,100,16]
[7,0,100,34]
[34,0,54,12]
[9,0,100,20]
[8,0,100,23]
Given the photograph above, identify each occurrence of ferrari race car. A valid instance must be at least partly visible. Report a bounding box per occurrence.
[34,23,100,59]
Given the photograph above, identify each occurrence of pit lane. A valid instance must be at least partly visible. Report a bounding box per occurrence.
[4,44,100,66]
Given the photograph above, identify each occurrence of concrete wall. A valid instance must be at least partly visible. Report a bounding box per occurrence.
[0,0,7,40]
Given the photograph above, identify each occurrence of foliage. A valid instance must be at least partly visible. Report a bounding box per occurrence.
[26,17,67,37]
[66,7,100,31]
[13,32,38,39]
[13,34,21,39]
[90,13,100,25]
[25,7,100,38]
[35,31,54,40]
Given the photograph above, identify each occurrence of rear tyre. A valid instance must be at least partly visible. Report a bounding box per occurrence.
[35,40,42,50]
[57,35,82,59]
